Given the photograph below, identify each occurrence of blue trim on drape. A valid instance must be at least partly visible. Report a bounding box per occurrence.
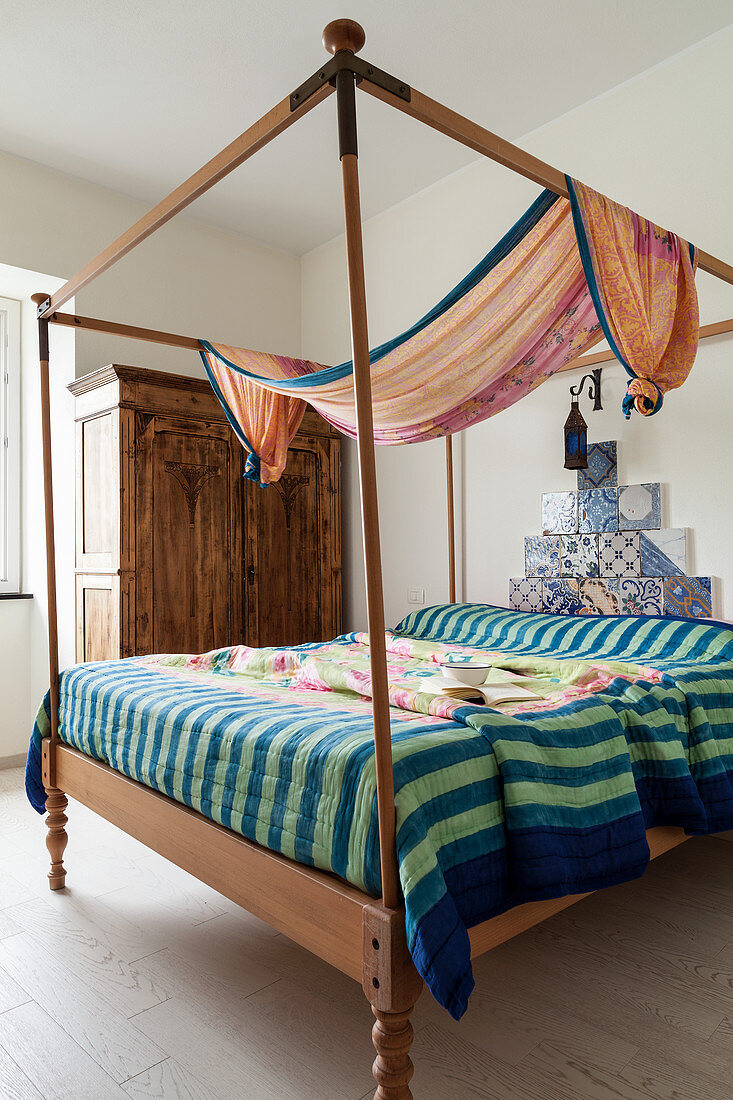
[565,175,634,383]
[199,188,561,390]
[199,339,350,390]
[354,187,561,368]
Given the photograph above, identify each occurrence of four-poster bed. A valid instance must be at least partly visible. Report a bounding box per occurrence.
[26,20,733,1099]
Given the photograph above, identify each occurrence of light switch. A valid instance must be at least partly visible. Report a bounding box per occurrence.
[407,587,425,605]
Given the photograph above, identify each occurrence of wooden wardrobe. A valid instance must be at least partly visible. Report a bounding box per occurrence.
[70,365,341,662]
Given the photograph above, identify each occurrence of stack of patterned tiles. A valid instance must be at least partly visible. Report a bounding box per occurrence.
[509,440,713,618]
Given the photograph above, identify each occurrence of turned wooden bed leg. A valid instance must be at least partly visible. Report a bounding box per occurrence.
[45,787,68,890]
[363,902,423,1100]
[371,1004,418,1099]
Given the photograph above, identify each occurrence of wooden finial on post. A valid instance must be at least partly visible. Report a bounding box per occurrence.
[322,19,366,55]
[30,291,50,308]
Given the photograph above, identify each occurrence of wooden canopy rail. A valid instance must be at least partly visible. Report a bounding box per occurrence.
[44,308,733,366]
[562,315,733,373]
[32,20,733,1099]
[35,85,334,319]
[44,310,201,350]
[358,81,733,287]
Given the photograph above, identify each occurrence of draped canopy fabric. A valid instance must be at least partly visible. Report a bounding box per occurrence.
[566,177,699,418]
[206,364,306,484]
[199,180,699,484]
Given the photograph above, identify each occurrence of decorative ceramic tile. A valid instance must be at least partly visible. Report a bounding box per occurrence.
[577,440,618,490]
[543,578,583,615]
[639,529,686,577]
[663,576,712,619]
[578,488,618,534]
[513,435,714,623]
[617,483,661,531]
[618,578,664,616]
[598,533,640,578]
[524,536,561,578]
[542,491,577,535]
[578,577,620,615]
[560,533,599,577]
[509,578,544,613]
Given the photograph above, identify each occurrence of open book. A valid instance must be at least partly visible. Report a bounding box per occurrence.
[420,674,541,706]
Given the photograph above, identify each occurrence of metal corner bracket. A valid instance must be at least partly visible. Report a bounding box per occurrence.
[290,52,411,112]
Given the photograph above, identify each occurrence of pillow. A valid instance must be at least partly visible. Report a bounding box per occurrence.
[393,603,512,647]
[394,601,733,664]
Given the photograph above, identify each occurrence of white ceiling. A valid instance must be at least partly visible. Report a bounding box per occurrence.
[3,1,732,255]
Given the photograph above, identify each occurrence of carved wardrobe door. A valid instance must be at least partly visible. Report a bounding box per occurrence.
[135,413,243,655]
[244,412,341,647]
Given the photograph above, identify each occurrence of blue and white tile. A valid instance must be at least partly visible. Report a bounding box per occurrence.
[578,578,620,615]
[542,578,583,615]
[560,533,599,577]
[509,577,544,613]
[618,578,663,616]
[524,536,561,578]
[618,483,661,531]
[577,440,617,490]
[639,529,686,577]
[578,488,618,534]
[542,491,577,535]
[598,533,640,578]
[663,576,712,619]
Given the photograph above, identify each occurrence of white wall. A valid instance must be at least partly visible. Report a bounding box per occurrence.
[0,148,302,378]
[302,29,733,629]
[0,599,31,764]
[0,154,301,760]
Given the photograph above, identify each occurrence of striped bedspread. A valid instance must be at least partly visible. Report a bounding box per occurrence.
[26,605,733,1019]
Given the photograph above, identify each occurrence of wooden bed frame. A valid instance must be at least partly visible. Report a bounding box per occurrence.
[43,744,689,1097]
[31,20,733,1099]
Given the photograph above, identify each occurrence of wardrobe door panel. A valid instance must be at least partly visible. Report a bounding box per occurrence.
[245,427,340,648]
[136,417,236,655]
[76,575,119,663]
[246,446,320,647]
[76,411,119,573]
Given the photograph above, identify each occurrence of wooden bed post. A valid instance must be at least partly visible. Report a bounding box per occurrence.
[325,19,422,1099]
[445,435,456,602]
[31,292,68,891]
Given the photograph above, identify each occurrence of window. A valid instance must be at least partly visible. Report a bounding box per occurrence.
[0,296,20,593]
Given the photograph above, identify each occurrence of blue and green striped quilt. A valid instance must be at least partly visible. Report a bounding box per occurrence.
[26,605,733,1018]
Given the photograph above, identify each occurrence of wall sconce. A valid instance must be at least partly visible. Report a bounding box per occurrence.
[563,368,603,470]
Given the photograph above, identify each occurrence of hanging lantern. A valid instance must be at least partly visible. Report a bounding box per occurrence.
[564,368,602,469]
[564,397,588,469]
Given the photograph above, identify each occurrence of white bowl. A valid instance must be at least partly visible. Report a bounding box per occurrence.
[438,661,492,687]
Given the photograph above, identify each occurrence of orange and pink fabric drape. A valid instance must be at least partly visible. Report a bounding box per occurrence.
[199,180,699,484]
[566,177,699,418]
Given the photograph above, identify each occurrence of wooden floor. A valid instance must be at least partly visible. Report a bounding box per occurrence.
[2,768,733,1099]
